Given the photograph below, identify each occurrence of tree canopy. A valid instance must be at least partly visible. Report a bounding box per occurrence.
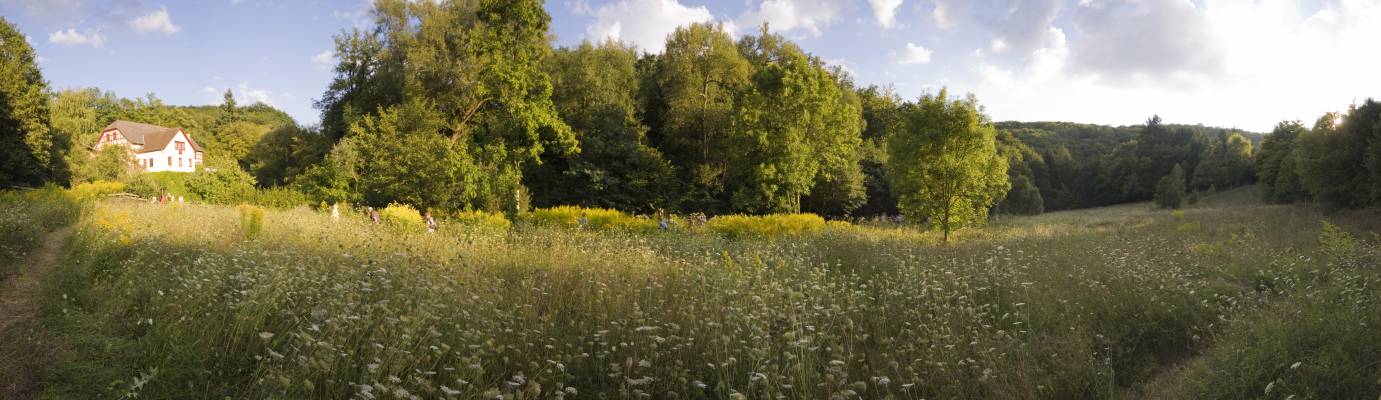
[886,89,1009,241]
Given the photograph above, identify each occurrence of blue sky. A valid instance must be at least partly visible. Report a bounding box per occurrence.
[4,0,1379,132]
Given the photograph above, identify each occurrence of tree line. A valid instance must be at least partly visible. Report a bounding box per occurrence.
[4,3,1379,233]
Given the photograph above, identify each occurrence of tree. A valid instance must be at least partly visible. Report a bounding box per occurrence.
[654,22,751,211]
[1255,120,1309,203]
[886,89,1009,242]
[526,41,678,212]
[311,0,574,211]
[1296,103,1381,209]
[995,129,1047,215]
[1154,163,1186,209]
[0,17,65,187]
[724,27,863,214]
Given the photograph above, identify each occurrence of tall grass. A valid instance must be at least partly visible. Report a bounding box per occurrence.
[35,188,1381,399]
[0,187,80,282]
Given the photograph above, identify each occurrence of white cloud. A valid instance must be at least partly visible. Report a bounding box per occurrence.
[896,42,932,64]
[207,83,274,106]
[583,0,714,54]
[311,50,334,70]
[932,0,958,29]
[1069,0,1219,84]
[237,83,273,105]
[965,0,1381,133]
[566,0,594,15]
[738,0,842,37]
[48,28,105,47]
[867,0,904,28]
[129,7,181,34]
[824,57,855,77]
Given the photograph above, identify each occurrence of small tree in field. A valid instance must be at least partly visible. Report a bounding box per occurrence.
[1154,163,1186,209]
[886,89,1009,242]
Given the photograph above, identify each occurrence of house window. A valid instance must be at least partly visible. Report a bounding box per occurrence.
[168,156,172,166]
[175,141,185,154]
[178,158,183,167]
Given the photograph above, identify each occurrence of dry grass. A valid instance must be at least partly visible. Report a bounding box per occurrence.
[27,186,1381,399]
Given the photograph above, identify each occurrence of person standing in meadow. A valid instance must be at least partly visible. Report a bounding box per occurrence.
[657,209,670,231]
[578,212,588,229]
[367,207,380,225]
[426,211,437,233]
[331,203,340,223]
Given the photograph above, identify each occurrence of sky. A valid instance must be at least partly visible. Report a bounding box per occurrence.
[3,0,1380,132]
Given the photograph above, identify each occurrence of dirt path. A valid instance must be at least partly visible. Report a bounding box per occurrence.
[0,226,73,399]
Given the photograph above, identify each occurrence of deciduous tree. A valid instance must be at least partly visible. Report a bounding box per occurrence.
[886,89,1009,242]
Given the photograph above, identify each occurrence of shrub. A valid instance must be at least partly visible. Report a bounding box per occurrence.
[379,203,425,232]
[252,187,310,210]
[1154,164,1186,209]
[707,213,827,238]
[187,168,257,204]
[451,210,511,232]
[520,206,656,233]
[69,180,125,201]
[237,204,265,240]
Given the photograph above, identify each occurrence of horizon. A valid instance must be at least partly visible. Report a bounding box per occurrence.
[3,0,1379,132]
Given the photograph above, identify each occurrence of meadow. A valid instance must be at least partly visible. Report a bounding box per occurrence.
[13,187,1381,399]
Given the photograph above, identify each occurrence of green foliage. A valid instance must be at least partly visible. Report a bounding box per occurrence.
[73,144,140,183]
[0,17,67,187]
[1296,101,1381,209]
[1154,163,1187,209]
[726,28,864,215]
[1256,120,1310,203]
[315,0,574,213]
[250,187,310,210]
[653,22,751,211]
[999,175,1044,215]
[186,168,257,205]
[526,41,678,213]
[379,203,425,232]
[706,213,826,238]
[237,204,265,240]
[886,89,1009,241]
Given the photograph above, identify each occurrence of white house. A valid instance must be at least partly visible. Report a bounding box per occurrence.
[92,120,205,173]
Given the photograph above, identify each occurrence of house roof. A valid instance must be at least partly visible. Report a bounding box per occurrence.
[101,120,204,153]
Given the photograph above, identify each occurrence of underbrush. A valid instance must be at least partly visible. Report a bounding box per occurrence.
[35,192,1381,399]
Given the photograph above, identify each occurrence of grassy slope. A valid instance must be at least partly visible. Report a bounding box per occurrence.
[36,187,1381,399]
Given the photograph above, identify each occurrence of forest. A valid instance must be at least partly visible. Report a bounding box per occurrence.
[6,2,1381,227]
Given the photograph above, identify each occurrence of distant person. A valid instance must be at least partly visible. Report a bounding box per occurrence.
[657,209,670,231]
[331,203,340,223]
[367,207,380,225]
[578,212,588,229]
[425,211,438,233]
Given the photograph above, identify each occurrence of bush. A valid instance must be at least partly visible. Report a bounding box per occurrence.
[252,187,310,209]
[379,203,425,232]
[1154,164,1186,209]
[187,168,257,205]
[520,206,656,233]
[69,180,125,201]
[237,204,265,240]
[451,210,511,232]
[707,213,827,238]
